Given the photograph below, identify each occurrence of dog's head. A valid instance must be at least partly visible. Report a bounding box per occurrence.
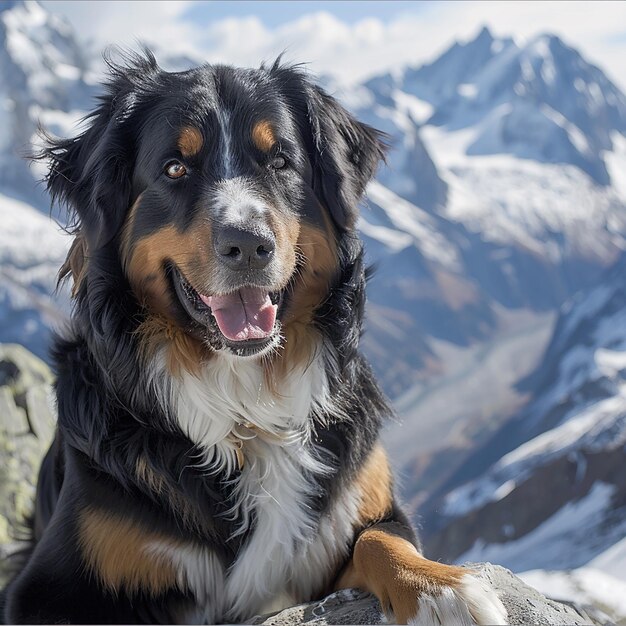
[47,52,385,364]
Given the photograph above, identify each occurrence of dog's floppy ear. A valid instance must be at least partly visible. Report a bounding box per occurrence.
[305,85,387,231]
[270,62,387,231]
[41,52,156,249]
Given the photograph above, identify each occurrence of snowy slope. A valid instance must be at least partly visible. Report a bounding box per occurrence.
[519,567,626,623]
[419,255,626,576]
[0,191,70,358]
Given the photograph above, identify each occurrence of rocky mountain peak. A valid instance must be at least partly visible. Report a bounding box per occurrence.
[474,25,494,44]
[0,0,92,205]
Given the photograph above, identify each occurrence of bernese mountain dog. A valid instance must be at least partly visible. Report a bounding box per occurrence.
[3,51,507,625]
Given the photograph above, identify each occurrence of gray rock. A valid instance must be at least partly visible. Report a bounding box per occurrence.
[478,563,593,625]
[0,343,56,587]
[24,385,55,442]
[0,386,27,435]
[253,589,386,625]
[255,563,597,625]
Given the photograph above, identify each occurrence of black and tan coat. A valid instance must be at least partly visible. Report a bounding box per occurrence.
[3,52,507,625]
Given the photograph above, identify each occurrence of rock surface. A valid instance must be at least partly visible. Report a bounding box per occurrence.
[255,564,601,625]
[0,343,55,587]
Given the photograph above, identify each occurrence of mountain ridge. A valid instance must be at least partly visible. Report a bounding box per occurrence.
[419,254,626,575]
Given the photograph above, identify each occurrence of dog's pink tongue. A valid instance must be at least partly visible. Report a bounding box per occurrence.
[200,287,277,342]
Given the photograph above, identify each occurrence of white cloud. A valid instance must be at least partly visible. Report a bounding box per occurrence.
[42,1,626,91]
[44,1,200,56]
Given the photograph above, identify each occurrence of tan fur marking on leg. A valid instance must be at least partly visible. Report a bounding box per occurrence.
[251,120,276,152]
[78,507,179,596]
[336,525,465,624]
[178,126,204,157]
[354,444,393,525]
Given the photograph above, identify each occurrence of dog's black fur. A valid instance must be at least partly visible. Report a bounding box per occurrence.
[2,52,420,624]
[1,48,512,626]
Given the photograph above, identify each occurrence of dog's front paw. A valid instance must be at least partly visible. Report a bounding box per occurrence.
[407,573,508,626]
[340,527,507,625]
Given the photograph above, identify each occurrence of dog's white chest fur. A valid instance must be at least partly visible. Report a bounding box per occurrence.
[166,348,331,471]
[153,348,359,622]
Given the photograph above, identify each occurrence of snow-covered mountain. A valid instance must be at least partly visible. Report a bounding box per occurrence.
[419,254,626,576]
[0,0,92,207]
[366,27,626,185]
[0,191,69,358]
[333,26,626,398]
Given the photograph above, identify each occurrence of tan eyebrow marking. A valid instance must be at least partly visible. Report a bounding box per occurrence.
[177,126,204,157]
[251,120,276,152]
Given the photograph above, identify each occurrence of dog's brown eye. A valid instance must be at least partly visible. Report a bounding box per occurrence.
[165,161,187,179]
[269,156,286,170]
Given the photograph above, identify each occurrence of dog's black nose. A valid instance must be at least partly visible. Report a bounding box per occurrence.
[214,226,276,270]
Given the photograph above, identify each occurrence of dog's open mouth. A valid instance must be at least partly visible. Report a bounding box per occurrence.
[201,288,278,341]
[171,266,283,355]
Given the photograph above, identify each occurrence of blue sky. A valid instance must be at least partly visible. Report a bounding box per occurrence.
[182,1,430,27]
[44,1,626,90]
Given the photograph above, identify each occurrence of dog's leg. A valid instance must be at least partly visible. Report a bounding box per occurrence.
[5,544,186,625]
[5,555,127,624]
[336,522,507,625]
[5,500,186,624]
